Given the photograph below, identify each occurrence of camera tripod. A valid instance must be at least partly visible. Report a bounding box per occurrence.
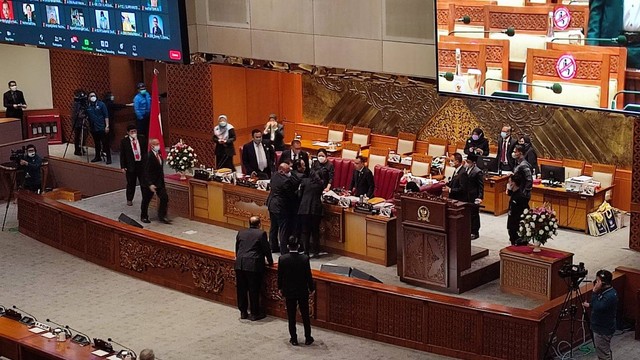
[63,119,91,163]
[543,276,593,359]
[1,162,20,231]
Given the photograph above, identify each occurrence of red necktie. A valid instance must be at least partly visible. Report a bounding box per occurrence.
[132,139,141,161]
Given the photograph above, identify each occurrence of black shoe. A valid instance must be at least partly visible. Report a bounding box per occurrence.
[249,313,266,321]
[106,160,112,165]
[240,312,248,320]
[141,217,151,224]
[73,151,82,156]
[470,233,478,240]
[289,338,299,346]
[91,158,101,163]
[159,217,171,224]
[304,337,314,345]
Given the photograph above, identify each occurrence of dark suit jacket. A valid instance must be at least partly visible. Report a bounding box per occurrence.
[242,141,275,177]
[3,90,26,118]
[587,0,640,68]
[278,252,314,299]
[446,165,465,201]
[212,128,236,157]
[120,135,148,172]
[497,136,517,170]
[463,137,489,157]
[312,161,334,189]
[298,177,324,216]
[507,188,530,229]
[459,165,484,202]
[267,171,301,214]
[278,149,309,170]
[235,227,273,272]
[523,146,539,175]
[143,150,165,189]
[350,167,375,198]
[263,124,285,151]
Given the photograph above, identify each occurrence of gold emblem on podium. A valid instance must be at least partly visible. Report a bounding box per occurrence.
[417,205,430,222]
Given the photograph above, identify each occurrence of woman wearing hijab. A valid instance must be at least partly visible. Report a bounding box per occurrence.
[518,135,539,175]
[212,114,236,170]
[464,128,489,157]
[311,148,334,192]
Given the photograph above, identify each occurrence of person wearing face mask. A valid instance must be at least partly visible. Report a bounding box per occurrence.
[279,139,309,172]
[3,81,27,138]
[241,129,275,179]
[133,82,151,137]
[445,152,465,201]
[506,172,529,246]
[518,135,539,176]
[464,128,489,157]
[120,125,147,206]
[582,269,618,360]
[263,114,285,151]
[212,114,236,170]
[86,91,111,164]
[141,138,170,224]
[312,148,334,192]
[349,156,375,198]
[18,144,42,193]
[497,125,517,172]
[459,153,484,239]
[297,169,324,258]
[267,163,301,254]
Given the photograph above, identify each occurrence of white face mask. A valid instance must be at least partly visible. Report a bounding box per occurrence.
[285,171,292,178]
[219,121,227,128]
[89,96,97,102]
[152,145,160,152]
[317,155,327,163]
[511,152,518,159]
[27,151,35,158]
[10,86,17,91]
[129,133,137,139]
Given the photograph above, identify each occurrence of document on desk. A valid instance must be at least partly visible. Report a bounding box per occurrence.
[91,350,110,356]
[312,141,332,147]
[40,332,56,338]
[29,327,46,334]
[106,355,121,360]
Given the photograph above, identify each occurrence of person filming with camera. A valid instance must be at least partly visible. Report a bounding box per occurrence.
[582,270,618,360]
[18,144,42,193]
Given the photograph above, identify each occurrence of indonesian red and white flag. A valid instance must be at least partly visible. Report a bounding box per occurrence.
[148,70,166,158]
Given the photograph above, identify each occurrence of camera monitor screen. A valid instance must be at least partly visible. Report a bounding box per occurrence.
[435,2,639,114]
[0,0,189,63]
[540,164,565,183]
[476,155,498,173]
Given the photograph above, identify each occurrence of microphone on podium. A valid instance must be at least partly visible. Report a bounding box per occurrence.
[550,35,627,45]
[448,26,515,37]
[108,337,137,360]
[480,78,562,96]
[12,305,37,326]
[65,325,92,346]
[456,15,471,24]
[439,72,454,81]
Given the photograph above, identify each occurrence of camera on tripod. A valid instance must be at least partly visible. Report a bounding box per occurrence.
[9,147,26,164]
[558,262,588,282]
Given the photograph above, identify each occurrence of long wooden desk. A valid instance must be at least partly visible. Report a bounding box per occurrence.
[188,179,397,266]
[0,318,101,360]
[530,184,613,233]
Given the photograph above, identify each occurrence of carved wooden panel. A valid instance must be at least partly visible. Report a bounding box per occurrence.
[61,214,85,253]
[168,133,215,170]
[85,223,115,265]
[165,183,190,219]
[436,8,448,26]
[327,283,376,333]
[119,236,235,294]
[37,206,60,244]
[532,58,604,81]
[223,192,270,225]
[17,196,38,232]
[482,315,538,360]
[488,13,547,31]
[486,45,504,63]
[455,6,484,24]
[319,209,342,243]
[427,304,479,353]
[502,259,549,296]
[403,228,447,287]
[438,49,480,69]
[376,293,423,343]
[631,117,640,251]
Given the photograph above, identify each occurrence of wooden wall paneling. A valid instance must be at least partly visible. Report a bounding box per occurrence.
[370,134,398,152]
[612,169,632,212]
[279,73,303,123]
[212,64,248,129]
[426,303,480,354]
[85,222,116,267]
[614,267,640,328]
[294,122,329,141]
[415,140,429,154]
[481,313,540,360]
[245,69,281,129]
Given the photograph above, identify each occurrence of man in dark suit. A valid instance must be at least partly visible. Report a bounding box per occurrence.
[267,163,301,254]
[141,138,170,224]
[298,170,324,258]
[3,80,27,137]
[279,139,309,171]
[459,154,484,239]
[151,16,163,36]
[350,156,375,198]
[235,216,273,321]
[445,152,465,201]
[278,236,314,346]
[242,129,275,179]
[497,125,517,172]
[120,125,147,206]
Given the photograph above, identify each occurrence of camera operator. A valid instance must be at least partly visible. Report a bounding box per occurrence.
[582,270,618,360]
[86,91,111,164]
[18,145,42,193]
[71,89,89,156]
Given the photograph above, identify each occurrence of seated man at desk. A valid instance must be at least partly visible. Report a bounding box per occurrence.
[350,156,374,198]
[19,144,42,193]
[279,139,309,171]
[242,129,275,179]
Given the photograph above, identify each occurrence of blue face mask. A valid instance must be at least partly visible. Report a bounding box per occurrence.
[471,134,479,141]
[500,131,508,139]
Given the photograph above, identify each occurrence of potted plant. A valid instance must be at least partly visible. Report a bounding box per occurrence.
[167,139,197,180]
[517,204,558,252]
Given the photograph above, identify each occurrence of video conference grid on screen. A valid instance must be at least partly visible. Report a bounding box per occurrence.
[0,0,187,63]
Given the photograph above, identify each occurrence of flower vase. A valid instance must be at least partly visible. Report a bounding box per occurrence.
[532,241,542,253]
[179,171,187,181]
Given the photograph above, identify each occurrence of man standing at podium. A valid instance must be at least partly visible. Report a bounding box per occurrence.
[587,0,640,69]
[460,154,484,239]
[3,81,27,138]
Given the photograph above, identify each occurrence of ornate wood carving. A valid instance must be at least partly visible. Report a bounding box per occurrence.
[404,229,447,286]
[532,58,604,81]
[502,259,549,296]
[17,196,38,233]
[630,117,640,251]
[483,315,538,360]
[455,6,484,24]
[488,13,547,31]
[438,49,480,69]
[427,304,479,353]
[328,284,376,333]
[165,184,190,218]
[85,223,115,264]
[119,236,235,293]
[486,45,504,63]
[376,294,423,343]
[223,192,270,224]
[436,9,448,26]
[319,210,342,243]
[38,206,60,244]
[61,214,85,252]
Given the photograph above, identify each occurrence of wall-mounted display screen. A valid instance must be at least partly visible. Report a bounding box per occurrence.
[0,0,189,63]
[434,1,639,113]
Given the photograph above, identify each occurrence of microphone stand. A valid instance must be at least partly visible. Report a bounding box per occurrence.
[45,318,72,338]
[65,325,92,346]
[108,337,137,359]
[12,305,37,326]
[611,90,640,109]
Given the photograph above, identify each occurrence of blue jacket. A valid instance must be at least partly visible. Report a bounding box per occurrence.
[590,286,618,336]
[86,100,109,132]
[133,91,151,120]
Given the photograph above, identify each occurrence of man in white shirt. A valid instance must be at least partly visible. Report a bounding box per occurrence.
[242,129,275,179]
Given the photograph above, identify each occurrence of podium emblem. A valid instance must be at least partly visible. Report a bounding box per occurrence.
[417,206,431,222]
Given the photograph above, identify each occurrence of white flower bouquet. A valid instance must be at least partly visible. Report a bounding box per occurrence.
[517,204,558,246]
[166,139,198,173]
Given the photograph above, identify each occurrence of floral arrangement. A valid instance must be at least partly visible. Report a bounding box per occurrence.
[517,204,558,246]
[167,139,198,173]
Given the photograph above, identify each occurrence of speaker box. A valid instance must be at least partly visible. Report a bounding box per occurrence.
[350,268,383,283]
[118,213,143,229]
[320,264,351,277]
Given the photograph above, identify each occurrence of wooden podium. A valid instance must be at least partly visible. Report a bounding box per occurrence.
[396,193,499,293]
